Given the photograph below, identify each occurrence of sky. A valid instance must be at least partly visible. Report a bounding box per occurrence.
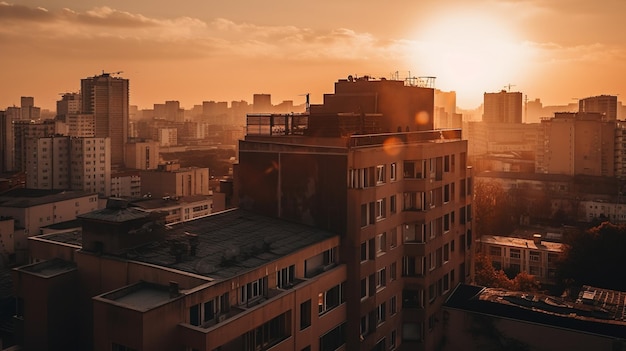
[1,0,626,111]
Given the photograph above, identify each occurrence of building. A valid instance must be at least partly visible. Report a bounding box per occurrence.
[130,195,213,224]
[253,94,272,113]
[238,77,473,351]
[443,284,626,351]
[157,127,178,147]
[64,113,96,137]
[13,203,345,351]
[12,119,56,173]
[0,110,12,173]
[579,95,618,121]
[480,234,563,284]
[110,169,141,198]
[536,112,622,177]
[434,90,461,129]
[140,162,210,198]
[0,189,98,260]
[19,96,40,121]
[81,73,129,166]
[483,90,523,124]
[56,92,81,122]
[125,140,160,170]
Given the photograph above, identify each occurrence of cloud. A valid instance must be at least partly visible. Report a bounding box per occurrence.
[0,3,410,62]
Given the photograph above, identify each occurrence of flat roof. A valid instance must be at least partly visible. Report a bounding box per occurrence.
[0,189,96,208]
[445,284,626,338]
[99,282,175,311]
[16,258,77,278]
[124,209,338,280]
[35,230,82,247]
[78,206,153,223]
[480,235,564,252]
[131,195,211,210]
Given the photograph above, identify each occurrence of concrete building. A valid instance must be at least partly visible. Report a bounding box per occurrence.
[110,169,141,198]
[125,140,160,170]
[13,203,345,351]
[238,77,473,351]
[483,90,523,124]
[56,92,81,122]
[64,113,96,137]
[0,110,12,173]
[579,95,618,121]
[158,127,178,147]
[253,94,272,113]
[19,96,40,121]
[443,284,626,351]
[0,189,98,259]
[81,73,129,166]
[140,163,210,198]
[130,195,213,224]
[480,234,563,284]
[536,112,622,177]
[13,119,56,173]
[434,90,461,129]
[70,137,111,196]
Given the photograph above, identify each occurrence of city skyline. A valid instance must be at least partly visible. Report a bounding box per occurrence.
[1,1,626,110]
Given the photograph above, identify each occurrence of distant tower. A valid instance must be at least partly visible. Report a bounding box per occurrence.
[483,90,523,123]
[253,94,272,113]
[579,95,617,121]
[81,72,129,166]
[20,96,40,120]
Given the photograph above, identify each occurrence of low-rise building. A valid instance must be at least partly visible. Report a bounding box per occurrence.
[443,284,626,351]
[140,162,210,198]
[480,234,563,284]
[130,195,213,224]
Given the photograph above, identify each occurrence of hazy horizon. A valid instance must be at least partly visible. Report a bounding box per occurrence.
[2,0,626,111]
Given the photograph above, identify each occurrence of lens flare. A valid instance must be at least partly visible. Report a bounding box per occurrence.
[383,137,402,156]
[415,111,430,125]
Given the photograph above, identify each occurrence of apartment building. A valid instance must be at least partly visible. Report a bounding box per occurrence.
[237,77,473,351]
[14,202,345,351]
[480,234,563,285]
[140,162,210,198]
[130,195,213,224]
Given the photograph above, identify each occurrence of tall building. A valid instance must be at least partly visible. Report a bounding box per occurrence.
[56,92,82,122]
[20,96,40,121]
[434,90,461,129]
[81,73,129,166]
[239,77,472,350]
[24,136,111,196]
[579,95,617,121]
[0,110,11,173]
[13,119,56,172]
[483,90,523,124]
[253,94,272,112]
[536,112,621,177]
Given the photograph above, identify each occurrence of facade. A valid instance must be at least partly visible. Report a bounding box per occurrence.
[443,284,626,351]
[13,119,56,173]
[20,96,40,121]
[536,112,621,177]
[237,77,473,351]
[158,127,178,147]
[56,92,81,121]
[483,90,523,124]
[140,163,210,198]
[480,234,563,284]
[434,90,461,129]
[65,113,96,137]
[579,95,618,121]
[110,169,141,198]
[81,73,129,166]
[0,216,15,258]
[0,189,98,258]
[14,204,345,351]
[130,195,213,224]
[70,137,112,196]
[125,140,160,170]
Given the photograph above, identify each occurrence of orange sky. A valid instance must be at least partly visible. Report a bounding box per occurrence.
[1,0,626,111]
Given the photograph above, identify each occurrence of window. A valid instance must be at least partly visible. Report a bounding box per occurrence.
[320,323,346,351]
[444,184,450,203]
[428,313,437,331]
[318,283,345,315]
[323,248,336,266]
[240,277,267,305]
[489,246,502,256]
[428,283,436,302]
[376,198,386,220]
[402,323,423,342]
[403,223,426,243]
[360,315,369,337]
[444,155,450,172]
[361,277,368,299]
[277,265,295,289]
[390,296,397,315]
[443,273,450,293]
[529,265,542,276]
[429,252,436,271]
[530,251,541,262]
[376,268,387,290]
[390,227,398,248]
[390,163,397,181]
[376,165,386,184]
[361,242,368,262]
[300,300,311,330]
[390,195,397,214]
[377,303,387,325]
[403,191,425,211]
[510,248,521,259]
[402,289,424,309]
[376,232,387,254]
[361,204,368,227]
[443,243,449,263]
[390,262,397,281]
[444,213,450,232]
[390,330,397,350]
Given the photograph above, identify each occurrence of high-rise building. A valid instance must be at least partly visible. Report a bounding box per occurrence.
[239,77,472,350]
[13,119,56,172]
[56,92,82,122]
[579,95,618,121]
[536,112,621,177]
[20,96,40,120]
[24,135,111,196]
[483,90,523,124]
[81,73,129,166]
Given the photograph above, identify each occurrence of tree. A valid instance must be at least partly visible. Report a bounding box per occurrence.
[474,253,540,292]
[474,180,514,236]
[558,221,626,291]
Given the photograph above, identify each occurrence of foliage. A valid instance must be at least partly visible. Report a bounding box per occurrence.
[474,180,515,236]
[474,253,540,292]
[558,221,626,291]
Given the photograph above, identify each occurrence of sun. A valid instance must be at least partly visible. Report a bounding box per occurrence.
[408,12,532,108]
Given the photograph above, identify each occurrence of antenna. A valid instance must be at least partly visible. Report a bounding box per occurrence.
[504,84,516,92]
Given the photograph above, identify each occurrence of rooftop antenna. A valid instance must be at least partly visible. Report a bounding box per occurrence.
[504,84,516,92]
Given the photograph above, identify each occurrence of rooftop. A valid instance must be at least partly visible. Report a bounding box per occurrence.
[17,258,77,278]
[445,284,626,338]
[122,209,337,280]
[480,235,564,252]
[131,195,211,210]
[98,281,177,312]
[0,189,96,208]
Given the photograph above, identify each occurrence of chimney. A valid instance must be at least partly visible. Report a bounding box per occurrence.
[169,281,180,298]
[532,233,542,246]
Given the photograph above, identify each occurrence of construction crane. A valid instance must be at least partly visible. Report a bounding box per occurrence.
[504,84,516,92]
